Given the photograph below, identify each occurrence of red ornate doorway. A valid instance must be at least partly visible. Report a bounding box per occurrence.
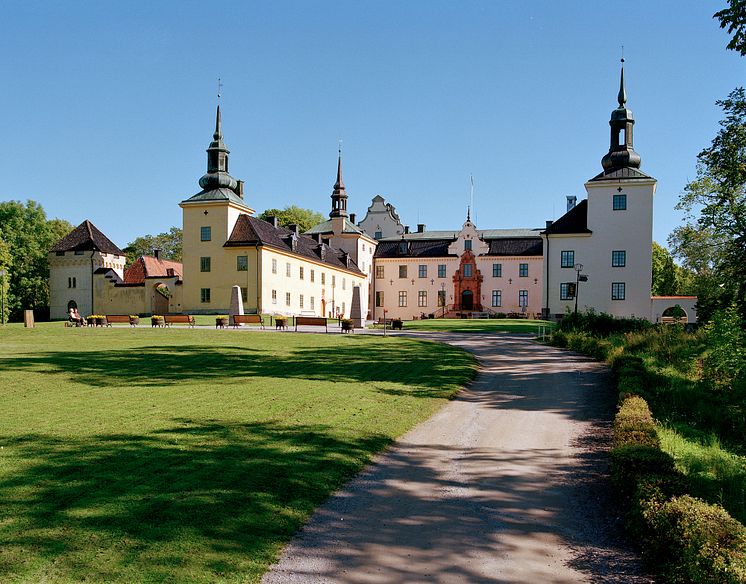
[452,250,483,311]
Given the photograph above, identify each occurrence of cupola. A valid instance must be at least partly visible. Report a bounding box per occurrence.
[600,60,642,174]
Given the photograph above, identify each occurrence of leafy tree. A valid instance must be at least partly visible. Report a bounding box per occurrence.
[715,0,746,55]
[123,226,182,266]
[0,238,11,323]
[0,200,73,321]
[675,87,746,321]
[258,205,325,233]
[651,242,679,296]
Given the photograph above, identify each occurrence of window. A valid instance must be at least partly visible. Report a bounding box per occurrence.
[464,239,472,251]
[56,251,65,256]
[463,264,473,277]
[310,269,315,282]
[398,291,407,307]
[492,263,502,277]
[561,251,575,268]
[68,277,76,288]
[286,292,291,306]
[399,265,407,278]
[321,273,326,285]
[613,194,627,210]
[241,287,248,302]
[362,244,366,252]
[438,264,446,278]
[272,258,277,274]
[491,290,502,307]
[518,290,528,308]
[200,288,211,303]
[376,265,384,279]
[612,250,626,267]
[310,296,315,310]
[376,291,384,307]
[612,282,626,300]
[519,263,529,277]
[75,250,84,255]
[299,294,304,309]
[271,289,277,304]
[375,231,382,240]
[286,263,291,277]
[418,290,427,307]
[332,275,336,287]
[560,283,575,300]
[200,226,211,241]
[398,241,408,254]
[342,278,346,290]
[237,255,248,271]
[200,257,211,272]
[418,265,427,278]
[438,290,446,307]
[299,266,304,280]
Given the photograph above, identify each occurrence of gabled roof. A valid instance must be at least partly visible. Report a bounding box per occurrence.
[225,215,365,275]
[487,238,543,256]
[50,220,125,255]
[375,230,543,258]
[588,166,654,182]
[124,256,184,284]
[305,218,366,235]
[378,228,542,241]
[375,239,454,258]
[543,200,591,235]
[182,187,250,208]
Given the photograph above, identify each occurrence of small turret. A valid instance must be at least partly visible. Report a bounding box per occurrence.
[600,60,642,174]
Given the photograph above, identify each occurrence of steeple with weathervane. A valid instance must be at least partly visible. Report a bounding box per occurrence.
[600,59,642,174]
[329,147,348,218]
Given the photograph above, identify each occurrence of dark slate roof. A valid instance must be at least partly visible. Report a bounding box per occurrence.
[50,220,125,255]
[588,166,655,182]
[305,218,366,235]
[225,215,365,275]
[375,239,454,258]
[182,187,251,209]
[543,200,591,235]
[487,238,543,256]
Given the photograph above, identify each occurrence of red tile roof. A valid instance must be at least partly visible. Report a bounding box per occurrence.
[124,256,183,284]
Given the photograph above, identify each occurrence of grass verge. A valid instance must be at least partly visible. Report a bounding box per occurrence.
[0,324,476,583]
[383,318,554,334]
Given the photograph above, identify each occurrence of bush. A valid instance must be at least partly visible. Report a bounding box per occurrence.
[614,395,660,449]
[612,445,678,501]
[558,308,652,337]
[643,495,746,584]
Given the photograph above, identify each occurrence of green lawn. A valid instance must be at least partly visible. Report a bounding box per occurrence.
[392,317,554,334]
[0,324,476,583]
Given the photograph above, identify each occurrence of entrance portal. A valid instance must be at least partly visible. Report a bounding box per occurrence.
[461,290,474,310]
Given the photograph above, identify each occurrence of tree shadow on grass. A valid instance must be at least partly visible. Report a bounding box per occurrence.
[0,420,392,582]
[0,337,475,396]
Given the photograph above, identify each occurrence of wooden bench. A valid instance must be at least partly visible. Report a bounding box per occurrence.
[164,314,195,328]
[105,315,134,326]
[294,316,328,332]
[231,314,265,329]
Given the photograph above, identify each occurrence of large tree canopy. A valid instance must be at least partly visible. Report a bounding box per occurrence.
[257,205,325,233]
[715,0,746,55]
[651,242,680,296]
[123,226,183,267]
[672,87,746,320]
[0,200,73,321]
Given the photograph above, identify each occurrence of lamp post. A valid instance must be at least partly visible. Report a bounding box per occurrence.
[0,268,5,325]
[574,263,588,317]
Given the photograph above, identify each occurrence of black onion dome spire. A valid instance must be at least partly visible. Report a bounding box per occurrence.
[329,149,348,218]
[601,60,642,173]
[198,105,238,191]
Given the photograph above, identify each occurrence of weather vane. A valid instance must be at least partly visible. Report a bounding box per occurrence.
[621,45,625,64]
[217,78,223,103]
[338,138,342,155]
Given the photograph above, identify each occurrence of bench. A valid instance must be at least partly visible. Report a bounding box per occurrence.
[231,314,265,329]
[294,316,328,332]
[164,314,195,328]
[105,315,134,326]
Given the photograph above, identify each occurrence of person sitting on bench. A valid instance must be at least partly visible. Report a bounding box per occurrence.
[69,307,85,326]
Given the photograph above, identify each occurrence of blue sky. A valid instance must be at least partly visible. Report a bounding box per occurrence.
[1,1,743,248]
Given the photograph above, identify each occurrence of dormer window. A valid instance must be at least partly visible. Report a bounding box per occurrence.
[398,241,408,255]
[464,240,472,251]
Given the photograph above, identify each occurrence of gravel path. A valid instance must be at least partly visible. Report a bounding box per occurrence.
[263,332,653,583]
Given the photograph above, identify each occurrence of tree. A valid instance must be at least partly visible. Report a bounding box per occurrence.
[257,205,325,233]
[0,238,11,323]
[715,0,746,55]
[123,226,182,266]
[0,200,73,320]
[651,242,680,296]
[675,87,746,321]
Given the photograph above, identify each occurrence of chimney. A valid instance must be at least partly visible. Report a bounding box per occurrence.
[236,180,245,199]
[342,251,351,268]
[314,232,323,244]
[266,215,279,228]
[287,223,300,235]
[316,243,327,261]
[404,225,410,234]
[417,223,425,233]
[566,195,577,212]
[154,249,161,260]
[545,220,554,230]
[349,213,356,224]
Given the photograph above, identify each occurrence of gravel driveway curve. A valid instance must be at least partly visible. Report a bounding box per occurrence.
[263,333,653,584]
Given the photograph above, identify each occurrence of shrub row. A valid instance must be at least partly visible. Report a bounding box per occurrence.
[550,325,746,583]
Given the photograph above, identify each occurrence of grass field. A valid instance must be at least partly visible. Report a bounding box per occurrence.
[0,324,476,583]
[395,318,554,334]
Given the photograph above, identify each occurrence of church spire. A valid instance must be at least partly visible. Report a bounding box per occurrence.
[600,59,641,174]
[329,147,348,218]
[198,105,239,193]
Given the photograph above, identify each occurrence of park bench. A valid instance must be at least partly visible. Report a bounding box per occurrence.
[164,314,195,328]
[231,314,265,329]
[294,316,328,332]
[105,315,134,326]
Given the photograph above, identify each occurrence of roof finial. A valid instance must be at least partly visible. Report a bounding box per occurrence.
[217,77,223,103]
[618,53,626,108]
[467,205,471,222]
[335,140,344,190]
